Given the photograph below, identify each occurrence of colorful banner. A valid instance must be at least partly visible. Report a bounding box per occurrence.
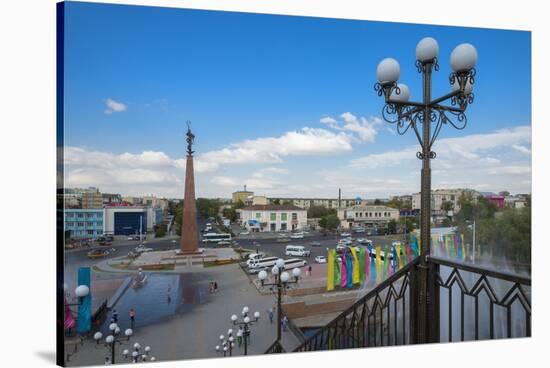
[340,249,348,289]
[334,250,341,286]
[375,246,382,283]
[351,247,360,285]
[382,245,389,279]
[64,296,76,330]
[359,247,366,285]
[346,253,353,289]
[326,249,335,291]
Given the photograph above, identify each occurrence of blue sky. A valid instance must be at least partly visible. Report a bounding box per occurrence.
[63,1,532,198]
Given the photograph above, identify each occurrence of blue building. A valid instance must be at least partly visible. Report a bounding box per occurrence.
[64,209,104,239]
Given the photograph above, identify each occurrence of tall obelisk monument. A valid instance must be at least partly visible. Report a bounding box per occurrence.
[180,122,199,254]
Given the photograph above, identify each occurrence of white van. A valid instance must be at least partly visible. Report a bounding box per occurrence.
[285,245,311,257]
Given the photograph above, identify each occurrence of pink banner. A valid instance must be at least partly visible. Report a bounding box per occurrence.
[64,296,76,330]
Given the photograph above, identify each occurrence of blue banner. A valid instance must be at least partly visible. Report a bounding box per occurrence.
[77,267,92,334]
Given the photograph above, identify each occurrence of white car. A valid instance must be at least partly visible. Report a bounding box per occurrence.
[358,238,372,245]
[340,233,351,237]
[315,256,327,264]
[240,231,250,236]
[134,245,153,253]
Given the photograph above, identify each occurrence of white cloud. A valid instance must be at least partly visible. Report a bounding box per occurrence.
[487,165,532,176]
[512,144,531,154]
[211,176,238,187]
[320,112,380,143]
[104,98,127,114]
[194,127,353,172]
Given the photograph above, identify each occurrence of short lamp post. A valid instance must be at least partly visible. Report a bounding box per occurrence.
[230,306,260,356]
[93,323,155,364]
[215,329,235,357]
[258,258,301,345]
[374,37,477,343]
[65,285,90,307]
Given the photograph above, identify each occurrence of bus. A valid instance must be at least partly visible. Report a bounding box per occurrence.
[202,232,232,243]
[283,258,308,268]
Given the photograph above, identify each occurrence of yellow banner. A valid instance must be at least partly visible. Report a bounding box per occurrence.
[326,249,335,291]
[375,246,382,283]
[351,247,360,284]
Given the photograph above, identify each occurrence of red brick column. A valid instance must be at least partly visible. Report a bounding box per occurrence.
[180,154,199,253]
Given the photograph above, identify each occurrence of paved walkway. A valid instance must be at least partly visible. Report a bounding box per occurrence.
[66,264,301,366]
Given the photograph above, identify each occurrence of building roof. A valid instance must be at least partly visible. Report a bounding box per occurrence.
[242,204,305,211]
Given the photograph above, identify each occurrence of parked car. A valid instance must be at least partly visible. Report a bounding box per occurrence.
[315,256,327,264]
[240,231,250,236]
[134,245,153,253]
[290,232,305,239]
[217,240,231,246]
[310,241,321,247]
[87,249,109,259]
[340,232,351,237]
[357,238,372,245]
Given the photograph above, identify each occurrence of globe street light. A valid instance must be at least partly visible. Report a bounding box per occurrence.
[215,330,235,357]
[258,260,301,346]
[230,306,260,356]
[374,37,477,343]
[93,324,153,364]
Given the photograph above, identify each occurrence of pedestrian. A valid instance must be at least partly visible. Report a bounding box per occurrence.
[308,265,312,276]
[282,315,288,331]
[268,308,274,324]
[129,308,135,330]
[214,281,218,293]
[112,309,118,324]
[237,327,243,347]
[167,285,172,303]
[104,356,111,365]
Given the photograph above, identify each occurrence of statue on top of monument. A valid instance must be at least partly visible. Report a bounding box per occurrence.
[186,120,195,156]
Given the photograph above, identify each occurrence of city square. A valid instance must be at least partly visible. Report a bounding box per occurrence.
[57,2,531,366]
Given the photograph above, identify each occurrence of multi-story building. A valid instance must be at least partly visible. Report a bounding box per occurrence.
[64,209,104,239]
[102,193,122,205]
[81,189,103,209]
[412,189,480,213]
[240,204,307,232]
[104,206,157,235]
[337,205,400,229]
[232,187,254,204]
[267,197,362,210]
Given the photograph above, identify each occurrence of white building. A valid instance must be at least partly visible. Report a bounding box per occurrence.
[267,197,362,210]
[240,205,307,232]
[337,205,400,229]
[104,206,156,235]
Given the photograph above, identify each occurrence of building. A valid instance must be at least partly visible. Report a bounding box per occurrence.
[251,196,268,205]
[399,208,420,218]
[102,193,122,205]
[486,195,505,209]
[412,189,480,214]
[104,206,155,235]
[267,197,361,210]
[232,186,254,204]
[240,204,307,232]
[337,205,399,229]
[64,209,104,239]
[81,189,103,209]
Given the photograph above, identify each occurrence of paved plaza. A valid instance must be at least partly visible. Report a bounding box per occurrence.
[66,263,301,366]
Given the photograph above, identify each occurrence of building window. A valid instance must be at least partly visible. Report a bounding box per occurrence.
[256,213,261,219]
[292,213,297,221]
[77,213,84,218]
[281,213,287,221]
[87,230,94,235]
[281,223,287,231]
[270,213,276,221]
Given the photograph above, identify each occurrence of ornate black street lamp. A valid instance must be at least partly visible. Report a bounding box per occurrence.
[257,258,301,346]
[375,37,477,343]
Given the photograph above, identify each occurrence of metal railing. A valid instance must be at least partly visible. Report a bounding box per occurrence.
[265,340,286,354]
[291,256,530,352]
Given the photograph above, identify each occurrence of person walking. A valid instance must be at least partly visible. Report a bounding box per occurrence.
[282,315,289,331]
[129,308,135,330]
[167,285,172,303]
[268,308,274,324]
[237,327,243,347]
[308,265,312,277]
[213,281,218,293]
[112,309,118,324]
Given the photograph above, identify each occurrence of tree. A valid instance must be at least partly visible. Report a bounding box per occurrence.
[222,207,238,222]
[234,199,245,209]
[319,214,340,232]
[155,224,166,238]
[282,200,293,205]
[307,205,336,219]
[374,199,382,205]
[272,199,281,205]
[442,201,454,212]
[387,219,397,234]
